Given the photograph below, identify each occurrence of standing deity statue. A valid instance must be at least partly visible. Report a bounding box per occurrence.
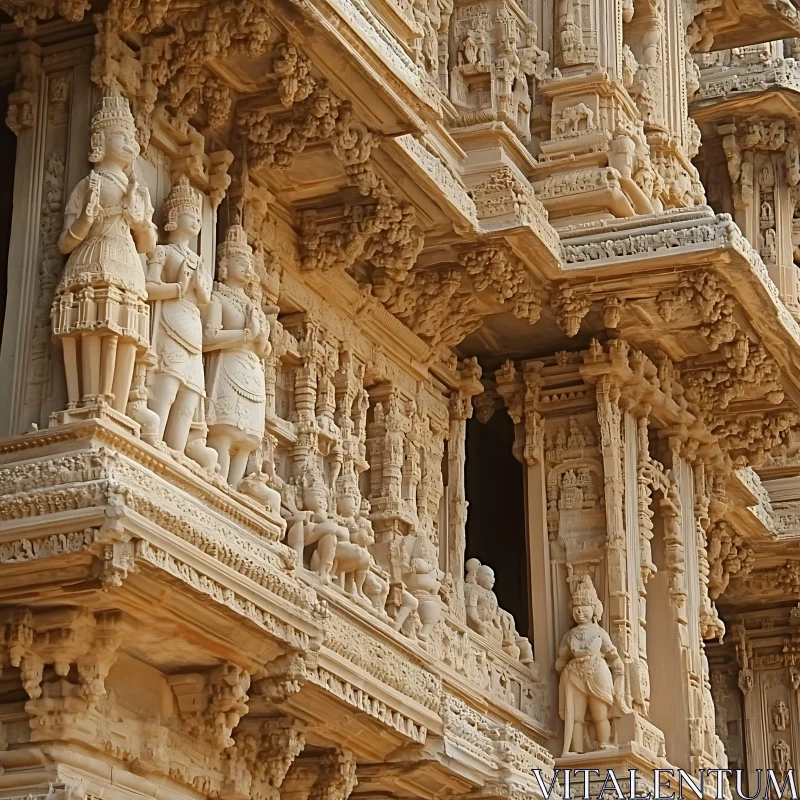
[52,91,157,421]
[146,175,213,456]
[203,225,269,487]
[555,574,628,756]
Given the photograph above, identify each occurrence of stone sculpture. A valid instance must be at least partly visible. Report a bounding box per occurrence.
[285,465,343,583]
[203,225,269,487]
[52,91,157,421]
[464,559,533,664]
[146,175,212,456]
[555,573,628,756]
[331,473,372,600]
[401,533,443,642]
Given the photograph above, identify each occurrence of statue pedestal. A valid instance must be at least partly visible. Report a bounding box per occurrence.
[49,398,140,437]
[556,713,669,794]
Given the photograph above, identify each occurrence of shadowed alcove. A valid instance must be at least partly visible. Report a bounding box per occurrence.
[464,409,530,637]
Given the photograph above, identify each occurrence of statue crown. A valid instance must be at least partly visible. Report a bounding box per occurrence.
[571,574,602,618]
[165,175,202,218]
[299,463,326,492]
[91,90,136,136]
[218,224,252,261]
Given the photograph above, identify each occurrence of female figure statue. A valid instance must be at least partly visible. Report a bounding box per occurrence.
[146,175,212,455]
[555,574,627,756]
[203,225,269,487]
[53,91,157,419]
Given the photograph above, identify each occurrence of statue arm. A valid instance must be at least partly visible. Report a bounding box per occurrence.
[132,220,158,255]
[145,247,182,300]
[202,295,252,350]
[128,181,158,253]
[196,257,213,307]
[465,594,485,633]
[554,633,570,673]
[600,630,631,711]
[58,179,92,255]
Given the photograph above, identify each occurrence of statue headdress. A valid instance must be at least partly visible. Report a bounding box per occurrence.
[89,90,137,163]
[570,573,603,621]
[335,463,360,502]
[299,462,327,494]
[164,175,202,231]
[217,224,253,281]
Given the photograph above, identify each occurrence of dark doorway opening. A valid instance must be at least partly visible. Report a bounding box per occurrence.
[465,410,529,636]
[0,84,16,351]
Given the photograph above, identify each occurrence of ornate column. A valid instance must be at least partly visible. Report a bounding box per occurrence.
[521,359,557,723]
[445,358,482,623]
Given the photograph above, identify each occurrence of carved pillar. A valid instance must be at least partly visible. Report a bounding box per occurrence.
[596,375,633,707]
[445,358,483,623]
[521,360,557,725]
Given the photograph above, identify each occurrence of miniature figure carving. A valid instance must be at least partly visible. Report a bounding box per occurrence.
[555,103,594,135]
[146,175,212,456]
[203,225,269,487]
[53,91,157,418]
[556,574,628,756]
[773,698,789,731]
[773,738,791,778]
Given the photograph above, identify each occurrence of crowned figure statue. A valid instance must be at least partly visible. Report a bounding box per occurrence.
[146,175,213,457]
[331,467,371,601]
[555,573,629,756]
[285,464,344,583]
[52,91,157,423]
[203,225,269,487]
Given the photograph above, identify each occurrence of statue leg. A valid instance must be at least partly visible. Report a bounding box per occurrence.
[570,690,588,754]
[228,445,252,489]
[99,335,119,401]
[353,553,370,598]
[149,373,181,440]
[61,337,80,407]
[163,386,198,453]
[287,520,306,562]
[81,332,102,400]
[112,341,137,413]
[393,589,418,631]
[207,431,233,480]
[314,532,336,584]
[363,573,389,613]
[588,697,612,747]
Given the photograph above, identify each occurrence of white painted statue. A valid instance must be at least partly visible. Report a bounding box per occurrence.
[555,573,628,756]
[53,91,157,418]
[203,225,269,487]
[146,175,213,456]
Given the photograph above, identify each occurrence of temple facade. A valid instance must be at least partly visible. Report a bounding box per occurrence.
[2,0,800,796]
